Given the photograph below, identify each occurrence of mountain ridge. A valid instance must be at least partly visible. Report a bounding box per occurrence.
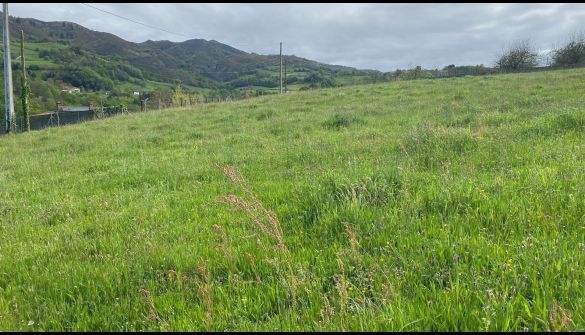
[6,14,375,86]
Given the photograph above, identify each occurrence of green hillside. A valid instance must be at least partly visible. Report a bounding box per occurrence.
[0,14,379,116]
[7,15,372,88]
[0,39,210,115]
[0,69,584,331]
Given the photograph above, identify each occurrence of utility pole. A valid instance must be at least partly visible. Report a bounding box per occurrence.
[20,30,30,131]
[3,3,15,133]
[284,60,287,93]
[279,42,283,94]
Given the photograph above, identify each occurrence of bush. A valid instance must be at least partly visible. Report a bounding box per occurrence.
[304,71,336,88]
[495,40,539,71]
[551,33,585,67]
[61,66,113,91]
[322,113,364,130]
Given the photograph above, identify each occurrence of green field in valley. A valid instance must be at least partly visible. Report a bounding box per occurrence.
[0,68,584,331]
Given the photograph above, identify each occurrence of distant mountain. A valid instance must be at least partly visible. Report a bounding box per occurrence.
[7,14,375,88]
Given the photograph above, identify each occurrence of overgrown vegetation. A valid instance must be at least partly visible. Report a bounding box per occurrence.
[496,40,539,71]
[39,46,145,90]
[551,33,585,67]
[303,71,337,89]
[0,68,584,331]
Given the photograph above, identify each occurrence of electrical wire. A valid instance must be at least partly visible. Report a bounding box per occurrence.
[80,3,192,39]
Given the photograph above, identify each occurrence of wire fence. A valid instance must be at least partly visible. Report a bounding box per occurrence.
[1,62,584,135]
[0,105,129,134]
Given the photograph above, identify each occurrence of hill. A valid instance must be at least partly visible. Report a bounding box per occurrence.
[0,14,377,116]
[0,69,584,331]
[7,15,373,88]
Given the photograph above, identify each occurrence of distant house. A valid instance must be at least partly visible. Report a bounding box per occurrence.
[61,106,92,112]
[60,86,81,94]
[56,101,94,113]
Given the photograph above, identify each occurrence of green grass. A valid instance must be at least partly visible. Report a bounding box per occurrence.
[20,42,68,69]
[0,69,584,331]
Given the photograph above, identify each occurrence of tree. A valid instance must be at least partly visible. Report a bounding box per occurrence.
[412,65,423,79]
[303,71,336,89]
[551,33,585,67]
[148,88,172,109]
[495,40,539,72]
[171,84,189,107]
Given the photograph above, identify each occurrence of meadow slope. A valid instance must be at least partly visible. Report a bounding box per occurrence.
[0,69,584,331]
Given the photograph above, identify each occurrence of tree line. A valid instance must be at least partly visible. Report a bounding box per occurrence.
[369,32,585,83]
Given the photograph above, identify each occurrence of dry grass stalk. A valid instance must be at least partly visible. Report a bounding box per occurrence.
[212,224,233,260]
[319,294,335,323]
[546,299,574,332]
[334,274,349,314]
[399,141,410,158]
[139,288,167,326]
[217,165,287,252]
[212,224,227,241]
[335,249,349,314]
[167,269,178,281]
[342,222,360,250]
[246,252,262,283]
[216,165,298,305]
[197,258,213,325]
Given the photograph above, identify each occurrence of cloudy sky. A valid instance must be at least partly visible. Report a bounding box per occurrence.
[8,3,585,71]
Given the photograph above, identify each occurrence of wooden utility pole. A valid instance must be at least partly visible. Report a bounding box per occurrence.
[279,42,283,94]
[20,30,30,131]
[284,60,287,93]
[3,3,15,133]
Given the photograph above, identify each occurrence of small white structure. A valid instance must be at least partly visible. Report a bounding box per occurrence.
[133,92,140,97]
[61,86,80,94]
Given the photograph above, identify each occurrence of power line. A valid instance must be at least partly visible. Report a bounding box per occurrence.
[78,3,273,50]
[80,3,192,39]
[24,4,290,85]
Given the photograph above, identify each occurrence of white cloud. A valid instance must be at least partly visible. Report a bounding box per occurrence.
[7,3,585,71]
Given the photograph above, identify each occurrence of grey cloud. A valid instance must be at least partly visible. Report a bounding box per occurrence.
[8,3,585,71]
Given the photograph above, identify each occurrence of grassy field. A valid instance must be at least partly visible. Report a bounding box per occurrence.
[0,69,584,331]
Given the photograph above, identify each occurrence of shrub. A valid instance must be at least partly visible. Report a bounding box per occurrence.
[322,113,364,130]
[304,71,337,88]
[495,40,539,71]
[551,33,585,67]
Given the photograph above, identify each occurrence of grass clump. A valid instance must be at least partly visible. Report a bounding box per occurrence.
[399,124,479,168]
[523,108,585,137]
[322,113,364,130]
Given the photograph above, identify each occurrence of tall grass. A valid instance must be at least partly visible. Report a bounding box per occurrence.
[0,69,584,331]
